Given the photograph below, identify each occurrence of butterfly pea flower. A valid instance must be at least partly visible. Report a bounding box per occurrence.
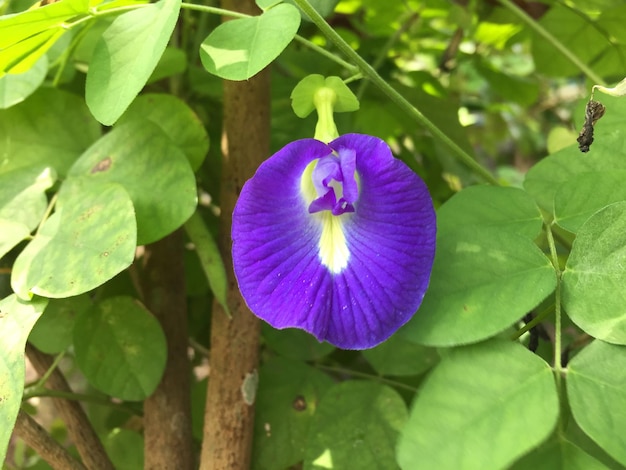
[232,133,436,349]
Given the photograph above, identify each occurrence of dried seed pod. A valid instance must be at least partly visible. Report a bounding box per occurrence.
[577,100,606,153]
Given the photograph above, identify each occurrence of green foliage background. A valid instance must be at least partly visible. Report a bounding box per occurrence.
[2,0,626,469]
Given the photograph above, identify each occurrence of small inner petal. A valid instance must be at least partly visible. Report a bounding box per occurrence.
[318,211,350,274]
[307,150,359,216]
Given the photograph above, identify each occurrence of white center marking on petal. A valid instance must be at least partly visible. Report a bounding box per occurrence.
[318,212,349,274]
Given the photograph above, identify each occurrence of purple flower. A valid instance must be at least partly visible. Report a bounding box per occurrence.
[232,133,436,349]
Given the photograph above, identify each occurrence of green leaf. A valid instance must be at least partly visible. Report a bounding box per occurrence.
[0,55,47,109]
[567,340,626,466]
[554,171,626,233]
[0,0,87,74]
[67,119,197,245]
[0,165,56,259]
[524,135,626,213]
[11,179,136,299]
[562,202,626,344]
[252,357,334,470]
[199,3,301,81]
[73,296,167,400]
[0,0,88,50]
[290,74,359,118]
[0,165,55,229]
[525,95,626,213]
[304,381,408,470]
[363,334,438,376]
[147,47,187,84]
[29,295,91,354]
[402,228,557,347]
[436,185,543,240]
[510,439,608,470]
[85,0,182,125]
[397,340,559,470]
[104,429,144,470]
[0,295,48,460]
[531,4,607,77]
[183,210,229,316]
[0,88,101,177]
[117,93,208,172]
[262,324,335,361]
[284,0,339,21]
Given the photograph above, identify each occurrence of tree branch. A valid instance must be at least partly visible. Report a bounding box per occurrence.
[141,229,194,469]
[25,344,115,470]
[199,0,270,467]
[12,410,86,470]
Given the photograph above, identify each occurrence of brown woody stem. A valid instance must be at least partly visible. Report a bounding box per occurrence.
[199,0,270,467]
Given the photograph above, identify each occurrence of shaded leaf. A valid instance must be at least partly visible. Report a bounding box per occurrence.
[511,439,608,470]
[531,4,607,77]
[253,357,334,470]
[363,334,438,377]
[73,296,167,400]
[262,324,335,361]
[304,381,407,470]
[183,210,229,316]
[29,295,91,354]
[0,88,101,177]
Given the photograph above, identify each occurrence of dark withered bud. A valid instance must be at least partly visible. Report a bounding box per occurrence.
[577,100,606,153]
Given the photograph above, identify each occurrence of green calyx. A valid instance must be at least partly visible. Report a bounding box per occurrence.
[290,74,359,143]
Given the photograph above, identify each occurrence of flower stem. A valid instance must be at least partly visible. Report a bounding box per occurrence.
[315,364,418,393]
[497,0,606,86]
[291,0,498,185]
[545,221,566,432]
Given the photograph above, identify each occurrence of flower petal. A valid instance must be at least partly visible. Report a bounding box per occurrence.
[232,134,436,349]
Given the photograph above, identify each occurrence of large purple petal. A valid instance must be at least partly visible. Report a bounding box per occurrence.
[232,134,436,349]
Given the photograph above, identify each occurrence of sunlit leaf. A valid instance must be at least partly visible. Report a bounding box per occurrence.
[117,93,208,171]
[0,295,48,459]
[397,340,558,470]
[436,185,543,240]
[85,0,182,125]
[67,119,196,245]
[200,3,300,80]
[562,202,626,344]
[554,170,626,233]
[402,227,557,347]
[567,340,626,466]
[11,179,136,299]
